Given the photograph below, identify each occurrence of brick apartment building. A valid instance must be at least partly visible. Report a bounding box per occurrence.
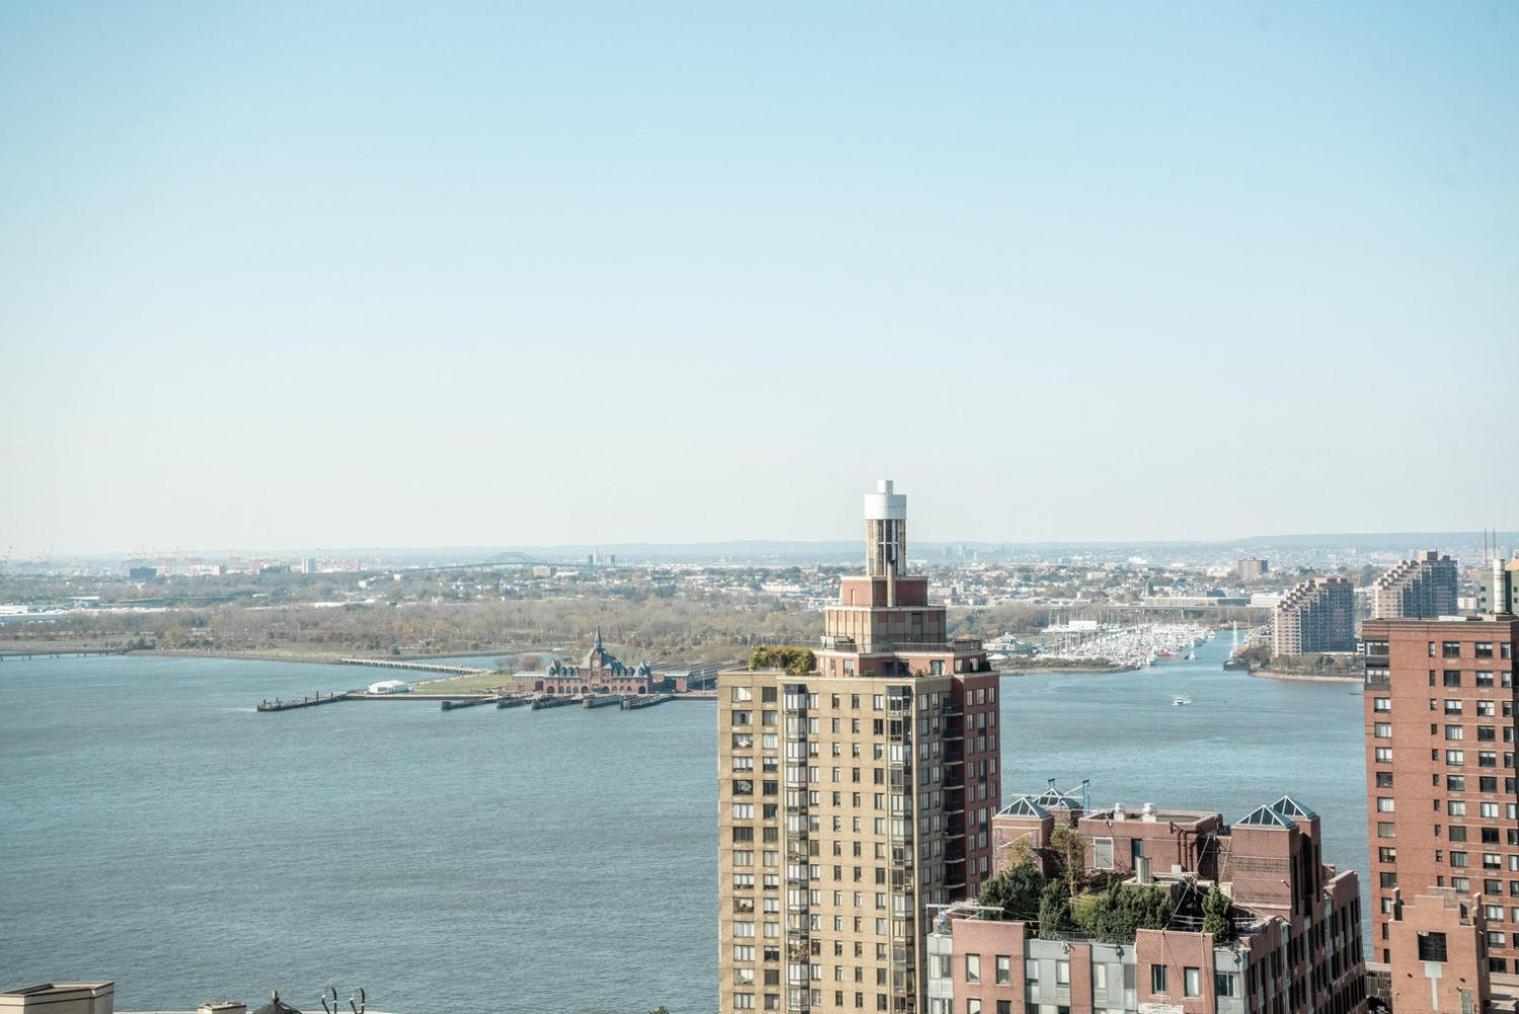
[1370,551,1459,620]
[1363,615,1519,1009]
[925,788,1366,1014]
[1272,578,1355,657]
[717,481,1001,1014]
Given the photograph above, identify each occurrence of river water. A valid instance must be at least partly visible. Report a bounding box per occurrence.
[0,636,1364,1013]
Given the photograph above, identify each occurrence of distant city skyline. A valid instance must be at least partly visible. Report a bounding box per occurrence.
[3,3,1516,556]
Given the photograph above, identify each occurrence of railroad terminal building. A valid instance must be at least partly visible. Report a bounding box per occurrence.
[504,628,662,696]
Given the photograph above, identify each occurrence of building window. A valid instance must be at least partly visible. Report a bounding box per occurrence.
[1444,642,1463,659]
[967,1001,981,1014]
[1418,933,1448,962]
[1150,965,1167,994]
[995,956,1011,986]
[1093,964,1107,991]
[1445,671,1463,687]
[1215,972,1237,997]
[1375,724,1392,739]
[965,954,980,985]
[1476,643,1495,659]
[1093,837,1115,870]
[1056,961,1070,985]
[1374,697,1391,712]
[1378,797,1396,812]
[1183,968,1200,997]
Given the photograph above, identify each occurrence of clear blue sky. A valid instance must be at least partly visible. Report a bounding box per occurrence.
[2,2,1516,556]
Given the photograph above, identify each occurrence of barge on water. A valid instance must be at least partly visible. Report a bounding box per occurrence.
[530,695,580,711]
[583,694,625,709]
[439,696,498,711]
[622,693,676,711]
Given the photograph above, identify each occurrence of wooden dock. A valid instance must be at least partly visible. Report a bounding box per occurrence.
[622,693,676,710]
[530,695,580,711]
[257,691,352,712]
[338,657,488,676]
[583,694,625,709]
[0,649,130,660]
[440,696,500,711]
[256,688,707,714]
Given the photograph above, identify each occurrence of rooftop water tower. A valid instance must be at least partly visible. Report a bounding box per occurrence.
[864,479,907,607]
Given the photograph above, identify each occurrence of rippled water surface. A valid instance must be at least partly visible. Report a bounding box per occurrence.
[0,638,1364,1012]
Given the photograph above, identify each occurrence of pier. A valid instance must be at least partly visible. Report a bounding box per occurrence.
[622,693,676,710]
[257,691,352,712]
[256,688,707,713]
[439,696,499,711]
[583,693,625,709]
[530,694,580,711]
[0,649,130,660]
[338,657,488,676]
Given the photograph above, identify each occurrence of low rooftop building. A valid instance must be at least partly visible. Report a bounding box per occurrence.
[929,788,1366,1014]
[0,983,114,1014]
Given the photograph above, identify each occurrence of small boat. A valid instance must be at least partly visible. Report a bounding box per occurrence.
[1172,697,1192,706]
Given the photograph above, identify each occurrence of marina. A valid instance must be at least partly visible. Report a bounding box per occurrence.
[986,620,1215,671]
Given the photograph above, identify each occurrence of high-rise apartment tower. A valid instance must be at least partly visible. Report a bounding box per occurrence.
[1363,615,1519,1005]
[718,481,1002,1014]
[1370,550,1459,620]
[1271,577,1355,657]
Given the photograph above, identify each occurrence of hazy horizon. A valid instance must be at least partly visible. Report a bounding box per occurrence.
[4,3,1516,556]
[23,528,1519,565]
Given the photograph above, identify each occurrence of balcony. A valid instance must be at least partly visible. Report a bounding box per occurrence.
[819,638,985,656]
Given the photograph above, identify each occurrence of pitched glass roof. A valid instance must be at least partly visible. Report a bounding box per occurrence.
[1234,803,1294,828]
[998,795,1050,819]
[1032,788,1083,809]
[1269,795,1317,820]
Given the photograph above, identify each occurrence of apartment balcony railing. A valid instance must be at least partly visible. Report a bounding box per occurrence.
[819,636,985,655]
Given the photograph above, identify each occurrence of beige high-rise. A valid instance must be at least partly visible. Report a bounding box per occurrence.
[718,481,1002,1013]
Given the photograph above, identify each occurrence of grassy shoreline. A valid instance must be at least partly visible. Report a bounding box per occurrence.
[1250,669,1362,684]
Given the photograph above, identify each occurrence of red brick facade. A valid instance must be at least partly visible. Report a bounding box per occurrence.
[1362,617,1519,989]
